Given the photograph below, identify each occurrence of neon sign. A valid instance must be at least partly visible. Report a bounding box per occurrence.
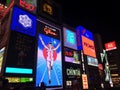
[20,0,35,11]
[43,3,53,15]
[44,26,57,36]
[67,68,80,76]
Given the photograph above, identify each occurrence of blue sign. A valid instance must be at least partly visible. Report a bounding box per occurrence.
[10,6,36,37]
[64,27,77,50]
[76,26,94,50]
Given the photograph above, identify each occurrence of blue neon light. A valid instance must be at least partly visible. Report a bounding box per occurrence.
[5,67,33,74]
[10,6,36,37]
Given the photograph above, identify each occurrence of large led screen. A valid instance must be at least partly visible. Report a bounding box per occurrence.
[10,6,36,37]
[82,36,96,58]
[63,27,77,50]
[36,20,62,87]
[64,48,80,64]
[87,56,98,67]
[0,47,5,73]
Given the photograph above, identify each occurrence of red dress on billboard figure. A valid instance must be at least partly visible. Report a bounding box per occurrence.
[39,35,60,84]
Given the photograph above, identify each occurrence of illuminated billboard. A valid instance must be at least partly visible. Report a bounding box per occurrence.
[76,26,94,50]
[82,74,88,89]
[36,19,62,87]
[10,6,36,37]
[63,27,77,50]
[4,31,35,76]
[64,48,80,64]
[0,47,5,73]
[87,56,98,67]
[14,0,37,13]
[105,41,117,51]
[82,36,96,58]
[6,77,33,83]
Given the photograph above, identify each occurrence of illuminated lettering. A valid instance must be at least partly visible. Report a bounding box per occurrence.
[67,68,80,76]
[43,3,53,15]
[84,42,95,50]
[44,26,57,36]
[20,0,35,11]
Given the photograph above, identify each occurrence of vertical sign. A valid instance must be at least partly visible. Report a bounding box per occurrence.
[4,6,36,76]
[36,19,62,87]
[82,74,88,89]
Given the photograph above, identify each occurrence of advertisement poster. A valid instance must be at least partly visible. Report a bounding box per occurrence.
[36,20,62,87]
[64,48,80,64]
[82,36,96,58]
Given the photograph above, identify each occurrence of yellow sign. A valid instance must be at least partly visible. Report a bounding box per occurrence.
[43,3,53,15]
[82,74,89,89]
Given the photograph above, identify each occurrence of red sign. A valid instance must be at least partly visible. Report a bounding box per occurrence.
[82,36,96,58]
[19,0,35,11]
[98,64,103,70]
[105,41,117,51]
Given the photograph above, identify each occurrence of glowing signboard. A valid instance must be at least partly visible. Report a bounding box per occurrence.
[10,6,36,37]
[82,74,89,89]
[76,26,94,50]
[36,19,62,87]
[87,56,98,67]
[64,48,80,64]
[105,41,117,51]
[82,36,96,58]
[0,47,5,73]
[63,27,77,50]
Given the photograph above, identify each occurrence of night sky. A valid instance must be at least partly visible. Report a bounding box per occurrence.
[54,0,120,44]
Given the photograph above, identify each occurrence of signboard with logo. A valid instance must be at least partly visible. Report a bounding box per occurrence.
[105,41,117,51]
[82,36,96,58]
[36,18,62,87]
[14,0,37,14]
[37,0,61,23]
[4,6,36,77]
[10,6,36,37]
[76,26,94,50]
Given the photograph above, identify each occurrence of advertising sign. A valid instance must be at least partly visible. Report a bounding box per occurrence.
[36,19,62,87]
[76,26,94,50]
[14,0,37,13]
[4,31,35,76]
[87,56,98,67]
[82,74,88,89]
[0,47,5,73]
[105,41,117,51]
[63,27,77,50]
[82,36,96,58]
[64,48,80,64]
[10,6,36,37]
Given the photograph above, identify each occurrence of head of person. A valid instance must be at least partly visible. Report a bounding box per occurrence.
[48,42,53,48]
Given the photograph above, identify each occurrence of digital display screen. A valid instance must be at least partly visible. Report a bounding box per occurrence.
[82,36,96,58]
[36,20,62,87]
[0,47,5,73]
[10,6,36,37]
[4,31,35,76]
[64,48,80,64]
[87,56,98,67]
[63,27,77,50]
